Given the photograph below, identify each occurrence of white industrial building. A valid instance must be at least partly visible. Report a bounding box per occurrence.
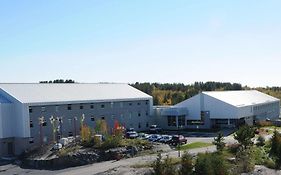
[0,84,280,157]
[0,83,153,156]
[154,90,280,130]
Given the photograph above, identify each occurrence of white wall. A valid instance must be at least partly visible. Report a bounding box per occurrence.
[203,94,238,119]
[0,103,14,138]
[175,94,201,120]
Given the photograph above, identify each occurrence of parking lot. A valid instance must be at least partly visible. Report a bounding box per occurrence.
[126,127,237,146]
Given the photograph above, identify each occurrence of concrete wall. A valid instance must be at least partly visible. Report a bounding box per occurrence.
[28,100,152,147]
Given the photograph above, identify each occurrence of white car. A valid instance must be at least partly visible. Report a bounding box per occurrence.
[52,143,62,150]
[159,135,172,143]
[138,133,150,140]
[148,134,162,142]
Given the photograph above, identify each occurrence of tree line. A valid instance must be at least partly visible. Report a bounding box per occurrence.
[131,82,243,105]
[39,79,76,83]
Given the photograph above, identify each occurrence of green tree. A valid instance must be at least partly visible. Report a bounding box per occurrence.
[270,129,281,169]
[234,125,255,150]
[213,132,225,152]
[180,152,193,175]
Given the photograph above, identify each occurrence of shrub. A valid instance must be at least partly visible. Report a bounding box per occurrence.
[101,135,123,149]
[227,143,240,154]
[213,132,225,152]
[235,148,255,173]
[256,121,273,127]
[256,135,265,147]
[152,153,177,175]
[194,152,229,175]
[179,152,193,175]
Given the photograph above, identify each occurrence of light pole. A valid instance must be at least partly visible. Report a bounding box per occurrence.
[49,116,56,143]
[74,117,78,137]
[178,124,183,157]
[38,116,44,146]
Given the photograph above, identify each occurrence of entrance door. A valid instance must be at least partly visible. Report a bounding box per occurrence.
[7,142,14,155]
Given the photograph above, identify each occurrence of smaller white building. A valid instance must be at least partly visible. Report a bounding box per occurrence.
[154,90,280,129]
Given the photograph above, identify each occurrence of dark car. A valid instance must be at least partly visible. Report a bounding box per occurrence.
[149,125,162,134]
[168,135,187,145]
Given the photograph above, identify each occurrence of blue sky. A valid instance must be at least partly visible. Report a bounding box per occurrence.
[0,0,281,87]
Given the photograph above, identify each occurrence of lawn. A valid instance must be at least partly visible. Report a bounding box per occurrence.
[178,142,213,150]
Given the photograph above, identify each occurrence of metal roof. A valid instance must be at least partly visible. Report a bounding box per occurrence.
[203,90,279,107]
[0,83,152,104]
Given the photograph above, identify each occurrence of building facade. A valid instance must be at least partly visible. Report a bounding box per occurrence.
[0,83,153,156]
[154,90,280,130]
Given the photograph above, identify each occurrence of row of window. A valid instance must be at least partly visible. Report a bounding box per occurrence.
[29,101,149,113]
[30,112,149,128]
[253,102,279,112]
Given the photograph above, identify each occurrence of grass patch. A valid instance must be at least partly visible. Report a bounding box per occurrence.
[178,142,213,150]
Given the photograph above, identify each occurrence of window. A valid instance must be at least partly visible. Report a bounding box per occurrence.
[80,104,83,109]
[178,115,186,126]
[30,120,33,128]
[67,104,72,110]
[41,107,46,112]
[146,111,149,116]
[55,105,59,112]
[167,116,176,126]
[138,112,141,117]
[101,104,105,109]
[146,122,149,127]
[29,107,32,113]
[29,137,34,144]
[68,132,73,137]
[146,100,149,105]
[137,102,141,106]
[91,116,95,121]
[90,104,94,109]
[129,113,132,119]
[129,102,132,106]
[101,116,105,120]
[111,102,114,108]
[138,123,141,128]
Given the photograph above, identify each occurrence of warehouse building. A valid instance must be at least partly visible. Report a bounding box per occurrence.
[154,90,280,130]
[0,83,153,156]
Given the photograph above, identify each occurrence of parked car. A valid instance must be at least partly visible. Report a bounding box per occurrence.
[159,135,172,143]
[126,131,138,139]
[148,134,162,142]
[126,128,135,132]
[168,135,187,145]
[52,143,63,150]
[59,138,69,146]
[138,133,150,140]
[149,125,162,134]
